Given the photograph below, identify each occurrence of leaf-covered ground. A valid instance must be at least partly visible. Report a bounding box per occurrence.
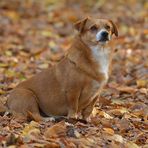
[0,0,147,147]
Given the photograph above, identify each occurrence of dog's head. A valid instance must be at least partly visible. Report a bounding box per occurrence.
[74,17,118,46]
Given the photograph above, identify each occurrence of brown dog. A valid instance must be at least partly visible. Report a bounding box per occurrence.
[6,17,118,120]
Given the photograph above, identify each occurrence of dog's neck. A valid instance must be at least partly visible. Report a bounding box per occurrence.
[67,35,113,82]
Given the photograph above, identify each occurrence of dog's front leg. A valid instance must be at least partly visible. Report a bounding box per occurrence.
[66,90,80,119]
[81,96,98,121]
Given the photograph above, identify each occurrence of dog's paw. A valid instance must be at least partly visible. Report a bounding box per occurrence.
[67,111,78,119]
[83,116,92,123]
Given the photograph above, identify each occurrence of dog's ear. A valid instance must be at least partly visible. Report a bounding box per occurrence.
[109,20,118,37]
[74,17,90,33]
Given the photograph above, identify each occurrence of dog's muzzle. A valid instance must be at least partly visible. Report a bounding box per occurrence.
[96,30,109,42]
[100,31,109,41]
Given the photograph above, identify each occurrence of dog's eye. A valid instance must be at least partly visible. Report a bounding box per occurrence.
[90,25,98,32]
[105,25,111,30]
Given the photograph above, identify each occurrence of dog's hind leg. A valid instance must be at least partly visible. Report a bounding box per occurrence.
[6,88,41,120]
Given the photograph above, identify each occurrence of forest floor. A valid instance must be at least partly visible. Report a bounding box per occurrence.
[0,1,147,147]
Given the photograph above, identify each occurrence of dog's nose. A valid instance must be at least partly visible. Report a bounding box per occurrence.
[101,31,108,38]
[96,30,109,42]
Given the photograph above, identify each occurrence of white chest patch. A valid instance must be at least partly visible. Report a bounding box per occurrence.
[91,45,110,81]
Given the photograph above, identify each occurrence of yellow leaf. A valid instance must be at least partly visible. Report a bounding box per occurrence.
[136,79,148,88]
[5,50,12,56]
[98,110,113,119]
[5,70,16,77]
[103,128,114,135]
[41,30,52,37]
[0,63,8,68]
[22,121,40,137]
[5,11,20,21]
[48,41,56,48]
[129,27,137,35]
[126,141,140,148]
[38,63,49,69]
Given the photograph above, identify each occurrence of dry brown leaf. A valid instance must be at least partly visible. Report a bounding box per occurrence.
[44,121,66,138]
[130,102,148,119]
[116,86,137,93]
[99,96,112,106]
[91,116,101,126]
[19,144,30,148]
[115,118,132,133]
[108,108,129,116]
[135,133,148,145]
[98,110,113,119]
[100,118,112,128]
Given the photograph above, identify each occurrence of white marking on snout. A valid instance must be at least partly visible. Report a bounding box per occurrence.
[96,29,111,41]
[96,29,105,41]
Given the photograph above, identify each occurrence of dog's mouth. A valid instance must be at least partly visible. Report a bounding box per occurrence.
[93,35,110,45]
[97,38,109,45]
[99,37,109,41]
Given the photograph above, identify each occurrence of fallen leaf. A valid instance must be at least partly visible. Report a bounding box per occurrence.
[22,121,40,137]
[136,79,148,88]
[111,98,126,105]
[38,63,49,69]
[99,96,112,106]
[116,86,137,93]
[111,134,125,143]
[135,133,148,145]
[44,121,66,138]
[98,110,113,119]
[103,128,114,135]
[108,108,129,116]
[126,141,140,148]
[139,88,148,95]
